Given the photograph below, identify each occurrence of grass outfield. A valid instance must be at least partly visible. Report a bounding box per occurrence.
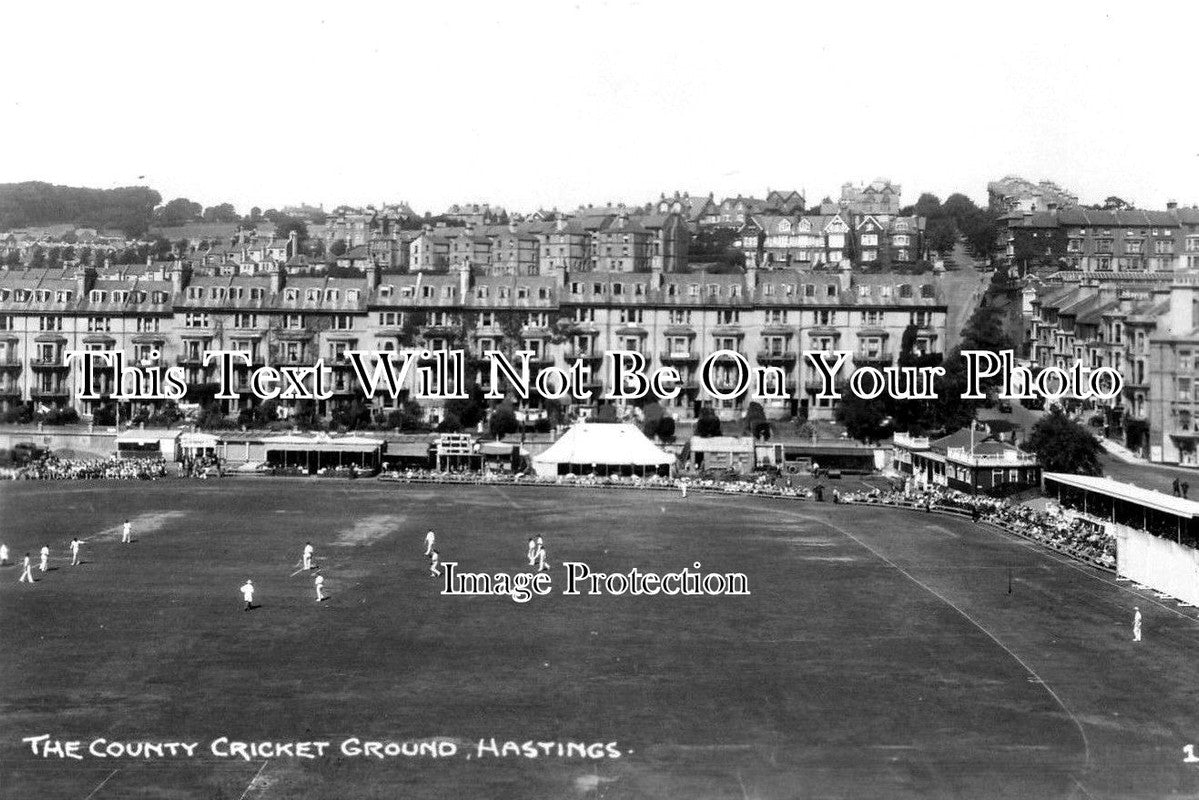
[3,480,1199,799]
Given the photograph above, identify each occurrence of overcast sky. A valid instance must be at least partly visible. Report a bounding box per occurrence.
[2,0,1196,215]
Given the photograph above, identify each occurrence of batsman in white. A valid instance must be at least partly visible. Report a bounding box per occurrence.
[70,537,81,566]
[122,519,132,544]
[424,529,435,556]
[19,553,33,583]
[39,545,49,573]
[315,574,325,602]
[240,579,255,611]
[302,542,314,571]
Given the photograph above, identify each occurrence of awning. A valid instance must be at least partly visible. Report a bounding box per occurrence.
[117,429,181,445]
[480,440,529,457]
[1043,472,1199,519]
[264,434,383,453]
[180,432,219,448]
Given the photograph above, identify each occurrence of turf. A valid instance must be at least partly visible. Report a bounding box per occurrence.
[2,479,1199,799]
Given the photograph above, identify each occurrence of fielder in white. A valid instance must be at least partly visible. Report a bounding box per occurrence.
[122,519,132,543]
[424,530,435,556]
[429,550,441,577]
[526,536,536,566]
[70,538,81,566]
[39,545,49,573]
[302,542,314,571]
[536,545,548,573]
[315,574,325,602]
[240,580,255,611]
[0,543,8,565]
[19,553,33,583]
[1133,607,1142,642]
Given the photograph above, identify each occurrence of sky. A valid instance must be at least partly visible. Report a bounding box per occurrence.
[2,0,1196,215]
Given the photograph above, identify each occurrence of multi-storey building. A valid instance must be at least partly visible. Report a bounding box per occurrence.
[987,176,1078,214]
[1024,271,1199,465]
[0,258,948,425]
[738,212,923,268]
[831,179,902,216]
[1001,205,1199,272]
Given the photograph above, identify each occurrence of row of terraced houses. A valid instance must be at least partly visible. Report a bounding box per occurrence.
[0,254,948,424]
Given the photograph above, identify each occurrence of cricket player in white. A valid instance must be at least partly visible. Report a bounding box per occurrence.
[19,553,33,583]
[122,519,131,543]
[429,550,441,577]
[526,536,536,566]
[39,545,49,573]
[536,545,548,573]
[70,538,81,566]
[0,543,8,565]
[302,542,314,571]
[240,580,254,611]
[315,574,325,602]
[424,530,435,556]
[1133,607,1142,642]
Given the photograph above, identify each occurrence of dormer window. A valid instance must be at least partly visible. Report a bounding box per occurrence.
[90,289,106,303]
[285,288,299,301]
[249,288,263,300]
[379,285,393,298]
[306,289,319,301]
[347,289,359,303]
[325,289,340,302]
[187,287,202,300]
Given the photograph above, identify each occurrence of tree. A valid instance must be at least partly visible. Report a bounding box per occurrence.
[958,209,1002,261]
[942,193,978,222]
[912,193,943,219]
[925,217,957,256]
[1101,196,1132,211]
[329,239,348,257]
[1023,408,1102,475]
[594,404,618,423]
[657,416,676,442]
[642,400,665,438]
[695,408,722,437]
[437,412,463,433]
[202,203,240,223]
[155,197,203,226]
[273,215,308,250]
[489,403,519,438]
[836,393,890,443]
[744,401,770,439]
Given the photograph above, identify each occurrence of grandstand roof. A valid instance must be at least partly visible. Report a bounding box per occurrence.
[1043,473,1199,518]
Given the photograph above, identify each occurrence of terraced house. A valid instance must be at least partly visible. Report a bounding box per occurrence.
[0,254,948,425]
[1026,270,1199,466]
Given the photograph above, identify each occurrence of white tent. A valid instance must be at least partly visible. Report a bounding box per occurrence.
[532,423,675,478]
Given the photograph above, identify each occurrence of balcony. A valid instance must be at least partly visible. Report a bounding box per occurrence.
[756,350,797,365]
[0,385,20,397]
[0,356,22,371]
[30,358,69,371]
[659,350,699,364]
[853,354,894,369]
[31,387,69,399]
[177,354,206,366]
[565,347,603,364]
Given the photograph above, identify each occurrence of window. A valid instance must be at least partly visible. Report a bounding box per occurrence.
[249,288,263,301]
[283,314,304,329]
[332,315,353,330]
[234,313,258,328]
[668,309,691,324]
[717,310,740,325]
[87,317,111,332]
[619,309,644,325]
[378,311,400,326]
[185,313,210,328]
[860,310,883,326]
[39,316,62,331]
[765,309,788,324]
[285,289,299,301]
[137,317,160,333]
[826,285,837,298]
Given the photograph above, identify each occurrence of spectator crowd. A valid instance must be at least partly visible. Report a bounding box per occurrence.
[1,455,169,481]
